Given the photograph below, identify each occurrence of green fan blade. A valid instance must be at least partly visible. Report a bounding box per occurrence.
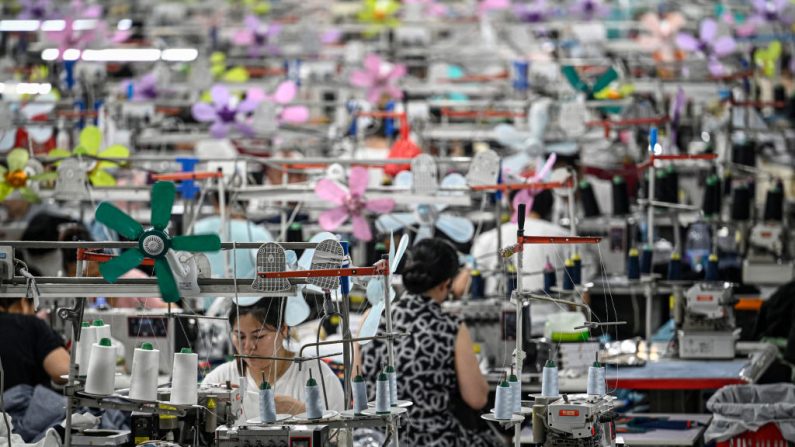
[171,234,221,252]
[592,67,618,95]
[95,202,144,240]
[155,258,180,303]
[100,249,145,283]
[561,66,588,94]
[150,181,176,231]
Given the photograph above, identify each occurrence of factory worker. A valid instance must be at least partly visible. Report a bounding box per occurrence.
[472,189,575,336]
[472,189,570,293]
[357,238,500,446]
[202,297,344,421]
[0,298,69,391]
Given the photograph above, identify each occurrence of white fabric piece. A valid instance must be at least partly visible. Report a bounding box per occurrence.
[202,360,344,423]
[0,414,61,447]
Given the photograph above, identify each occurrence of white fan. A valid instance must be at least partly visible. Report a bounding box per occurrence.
[359,233,409,344]
[376,161,474,244]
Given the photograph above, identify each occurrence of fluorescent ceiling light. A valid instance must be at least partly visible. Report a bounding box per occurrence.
[162,48,198,62]
[41,49,59,61]
[0,20,40,32]
[40,20,65,31]
[0,82,52,95]
[62,48,81,61]
[82,48,161,62]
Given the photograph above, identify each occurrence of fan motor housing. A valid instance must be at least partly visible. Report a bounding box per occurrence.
[139,229,171,258]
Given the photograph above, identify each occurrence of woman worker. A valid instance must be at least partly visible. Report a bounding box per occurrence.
[202,296,345,422]
[356,238,500,446]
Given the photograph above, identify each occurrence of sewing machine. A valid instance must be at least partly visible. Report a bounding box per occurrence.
[676,282,739,359]
[742,222,794,285]
[215,424,330,447]
[83,308,195,374]
[531,394,617,447]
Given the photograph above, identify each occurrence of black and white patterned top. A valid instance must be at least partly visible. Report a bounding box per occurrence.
[361,293,499,447]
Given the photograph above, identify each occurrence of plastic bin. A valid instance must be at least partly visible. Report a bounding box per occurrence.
[714,423,788,447]
[704,384,795,446]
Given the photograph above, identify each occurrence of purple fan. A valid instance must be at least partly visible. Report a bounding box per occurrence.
[232,15,282,57]
[511,154,556,223]
[122,73,158,101]
[570,0,608,21]
[676,19,736,76]
[514,0,550,23]
[191,85,263,138]
[18,0,52,20]
[737,0,793,36]
[350,53,406,104]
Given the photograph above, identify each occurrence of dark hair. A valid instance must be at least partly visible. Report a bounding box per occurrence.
[530,189,554,221]
[60,223,93,271]
[228,297,287,331]
[0,298,31,312]
[401,238,460,294]
[22,212,78,256]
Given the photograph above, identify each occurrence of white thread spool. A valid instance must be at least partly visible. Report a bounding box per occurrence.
[385,365,397,406]
[597,366,607,396]
[93,319,111,342]
[541,360,559,398]
[304,372,324,419]
[375,372,390,414]
[587,365,600,396]
[259,382,276,423]
[508,373,521,412]
[76,322,96,376]
[129,343,159,401]
[84,338,116,395]
[170,348,198,405]
[352,375,368,415]
[494,380,512,420]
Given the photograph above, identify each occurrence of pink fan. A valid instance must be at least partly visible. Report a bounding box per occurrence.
[511,153,556,223]
[638,12,686,62]
[315,167,395,241]
[44,1,105,60]
[257,80,310,125]
[350,54,406,104]
[676,18,736,77]
[232,15,282,57]
[479,0,511,15]
[191,85,263,138]
[404,0,448,17]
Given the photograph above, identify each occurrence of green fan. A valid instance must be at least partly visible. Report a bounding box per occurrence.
[95,181,221,302]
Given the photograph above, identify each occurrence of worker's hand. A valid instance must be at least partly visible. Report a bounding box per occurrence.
[451,267,471,299]
[275,395,306,415]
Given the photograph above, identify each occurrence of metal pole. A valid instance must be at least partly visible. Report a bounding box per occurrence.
[382,260,396,367]
[513,205,526,447]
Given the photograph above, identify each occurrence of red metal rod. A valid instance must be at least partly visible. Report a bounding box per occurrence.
[730,100,787,109]
[471,178,573,192]
[152,171,225,181]
[440,108,525,119]
[258,267,383,278]
[652,153,718,161]
[76,248,155,266]
[356,111,406,119]
[519,236,602,245]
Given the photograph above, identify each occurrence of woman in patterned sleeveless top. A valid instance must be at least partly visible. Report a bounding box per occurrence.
[356,238,501,446]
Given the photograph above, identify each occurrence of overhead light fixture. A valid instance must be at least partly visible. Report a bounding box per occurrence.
[161,48,198,62]
[0,19,99,32]
[82,48,161,62]
[0,82,53,95]
[40,47,199,62]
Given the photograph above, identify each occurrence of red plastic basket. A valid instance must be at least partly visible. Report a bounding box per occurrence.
[715,423,789,447]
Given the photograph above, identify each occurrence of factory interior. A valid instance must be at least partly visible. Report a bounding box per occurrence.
[1,1,795,446]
